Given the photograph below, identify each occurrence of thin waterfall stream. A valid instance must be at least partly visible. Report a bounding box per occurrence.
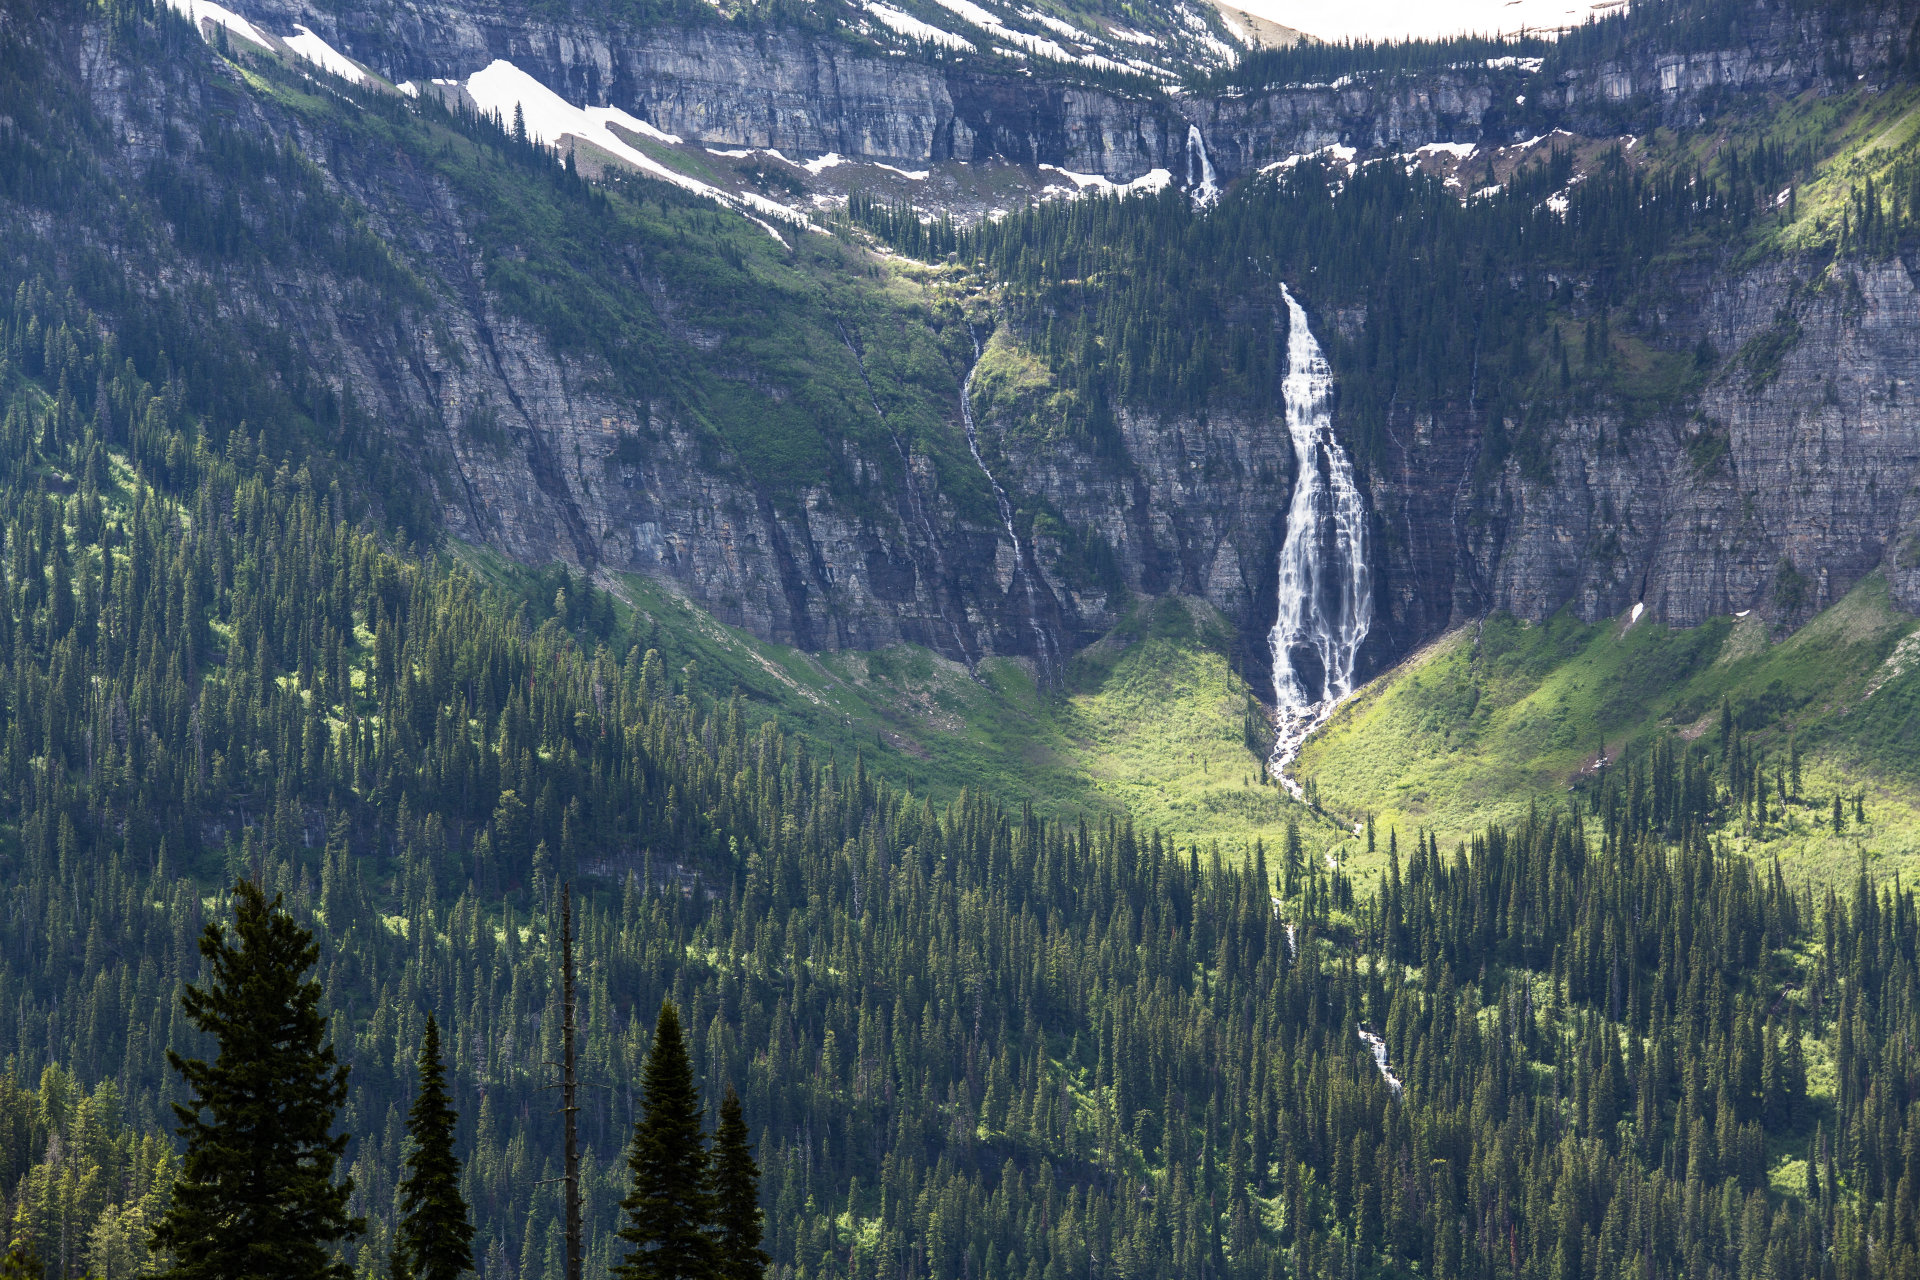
[1187,124,1219,205]
[1266,286,1372,798]
[960,327,1059,682]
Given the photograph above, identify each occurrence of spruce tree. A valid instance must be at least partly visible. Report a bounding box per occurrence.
[153,880,361,1280]
[613,1001,717,1280]
[712,1086,768,1280]
[397,1015,475,1280]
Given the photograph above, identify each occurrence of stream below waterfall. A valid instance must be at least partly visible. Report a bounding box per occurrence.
[1266,286,1372,797]
[960,328,1057,682]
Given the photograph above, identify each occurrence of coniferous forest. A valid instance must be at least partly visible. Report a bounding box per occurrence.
[0,0,1919,1277]
[0,264,1915,1280]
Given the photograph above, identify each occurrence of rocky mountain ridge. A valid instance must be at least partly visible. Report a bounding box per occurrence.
[20,0,1920,705]
[225,0,1913,184]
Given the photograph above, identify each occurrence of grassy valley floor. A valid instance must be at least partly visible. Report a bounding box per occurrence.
[459,541,1920,889]
[1298,574,1920,883]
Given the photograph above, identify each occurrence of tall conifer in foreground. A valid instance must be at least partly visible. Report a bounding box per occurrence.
[153,880,361,1280]
[712,1086,768,1280]
[613,1001,717,1280]
[396,1015,475,1280]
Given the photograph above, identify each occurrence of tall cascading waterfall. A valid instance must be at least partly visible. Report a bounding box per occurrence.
[1187,124,1219,205]
[960,327,1059,682]
[1266,286,1371,796]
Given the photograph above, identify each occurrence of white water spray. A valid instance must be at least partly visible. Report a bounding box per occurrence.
[960,328,1058,682]
[1187,124,1219,205]
[1266,286,1371,796]
[1357,1025,1402,1094]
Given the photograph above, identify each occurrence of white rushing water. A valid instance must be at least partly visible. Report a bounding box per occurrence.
[1357,1025,1403,1094]
[961,328,1058,682]
[1266,286,1371,796]
[1187,124,1219,205]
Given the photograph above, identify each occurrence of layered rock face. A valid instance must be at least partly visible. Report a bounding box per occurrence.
[230,0,1908,184]
[1359,256,1920,660]
[116,1,1920,691]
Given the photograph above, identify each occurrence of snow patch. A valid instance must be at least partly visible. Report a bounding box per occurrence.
[1262,144,1357,175]
[1627,602,1646,628]
[595,107,682,146]
[802,153,847,174]
[396,80,420,98]
[162,0,273,51]
[284,24,369,85]
[872,162,931,180]
[1038,164,1173,196]
[1021,6,1094,41]
[925,0,1127,70]
[464,60,810,241]
[1418,141,1477,159]
[864,2,977,49]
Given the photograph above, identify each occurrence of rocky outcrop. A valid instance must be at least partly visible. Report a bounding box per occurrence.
[225,0,1916,186]
[69,1,1920,700]
[1357,255,1920,656]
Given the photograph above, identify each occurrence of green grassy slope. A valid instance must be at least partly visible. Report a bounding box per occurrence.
[458,543,1341,853]
[1298,575,1920,880]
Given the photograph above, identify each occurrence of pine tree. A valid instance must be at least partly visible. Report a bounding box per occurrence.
[153,879,361,1280]
[397,1015,475,1280]
[712,1086,768,1280]
[614,1001,718,1280]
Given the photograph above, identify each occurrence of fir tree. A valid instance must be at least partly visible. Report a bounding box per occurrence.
[153,880,361,1280]
[712,1086,768,1280]
[614,1002,717,1280]
[397,1015,475,1280]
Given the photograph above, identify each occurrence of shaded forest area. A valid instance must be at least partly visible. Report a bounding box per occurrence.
[1,270,1919,1280]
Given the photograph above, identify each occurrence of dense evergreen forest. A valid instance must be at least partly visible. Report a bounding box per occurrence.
[856,133,1839,474]
[1,253,1920,1280]
[1,1,1920,1278]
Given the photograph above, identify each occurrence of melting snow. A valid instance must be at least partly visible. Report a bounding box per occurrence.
[396,80,420,98]
[1108,25,1158,44]
[864,2,977,50]
[1418,141,1477,158]
[284,24,369,85]
[162,0,273,51]
[1627,602,1646,627]
[1262,144,1357,176]
[1038,164,1173,196]
[1021,6,1094,41]
[801,153,847,174]
[925,0,1126,69]
[464,60,810,241]
[872,162,931,180]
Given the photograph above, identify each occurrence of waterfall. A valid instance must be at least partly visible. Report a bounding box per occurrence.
[1266,285,1371,795]
[1357,1025,1403,1095]
[1186,124,1219,205]
[960,328,1058,682]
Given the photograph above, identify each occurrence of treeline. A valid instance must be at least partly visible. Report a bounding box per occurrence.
[890,138,1810,464]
